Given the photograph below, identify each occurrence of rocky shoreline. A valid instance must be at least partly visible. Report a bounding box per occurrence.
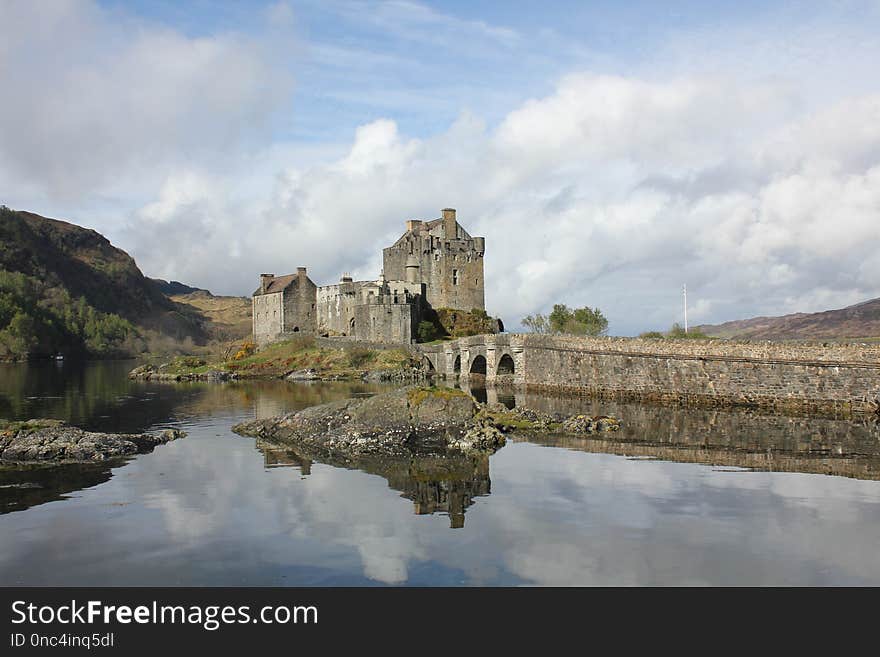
[232,386,620,458]
[129,362,429,383]
[0,420,186,464]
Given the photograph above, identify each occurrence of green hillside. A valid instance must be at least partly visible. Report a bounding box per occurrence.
[0,206,209,360]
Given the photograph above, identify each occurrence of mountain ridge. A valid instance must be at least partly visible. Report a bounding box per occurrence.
[697,297,880,341]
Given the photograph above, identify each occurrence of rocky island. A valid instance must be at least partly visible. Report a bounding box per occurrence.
[232,385,619,458]
[0,419,186,464]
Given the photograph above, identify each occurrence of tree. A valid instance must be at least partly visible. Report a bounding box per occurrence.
[548,304,571,333]
[417,320,439,342]
[521,313,549,333]
[571,307,608,336]
[545,304,608,336]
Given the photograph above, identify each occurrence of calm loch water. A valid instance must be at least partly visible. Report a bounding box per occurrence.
[1,360,879,586]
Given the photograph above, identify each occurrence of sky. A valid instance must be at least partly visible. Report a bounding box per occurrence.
[1,0,879,335]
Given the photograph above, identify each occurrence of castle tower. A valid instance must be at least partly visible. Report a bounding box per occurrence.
[382,207,485,311]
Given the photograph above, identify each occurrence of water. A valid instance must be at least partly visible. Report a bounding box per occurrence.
[1,360,880,586]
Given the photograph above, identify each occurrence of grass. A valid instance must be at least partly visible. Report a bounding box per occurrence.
[0,418,65,433]
[475,408,562,432]
[406,386,470,407]
[154,338,418,380]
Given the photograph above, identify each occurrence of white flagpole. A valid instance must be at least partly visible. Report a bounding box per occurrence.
[683,284,688,333]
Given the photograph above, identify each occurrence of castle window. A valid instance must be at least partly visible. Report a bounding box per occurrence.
[453,269,459,285]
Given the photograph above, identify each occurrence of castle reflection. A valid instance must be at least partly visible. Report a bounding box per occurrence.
[255,441,491,528]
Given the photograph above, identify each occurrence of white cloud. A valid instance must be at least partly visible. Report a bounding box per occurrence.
[0,0,294,201]
[2,1,879,334]
[116,74,880,334]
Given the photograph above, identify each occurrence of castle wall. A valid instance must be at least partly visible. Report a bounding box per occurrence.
[354,300,418,343]
[283,276,317,335]
[253,291,284,345]
[316,281,378,336]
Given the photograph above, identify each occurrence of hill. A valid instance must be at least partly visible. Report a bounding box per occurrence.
[0,206,251,359]
[149,278,209,296]
[698,297,880,341]
[168,290,251,343]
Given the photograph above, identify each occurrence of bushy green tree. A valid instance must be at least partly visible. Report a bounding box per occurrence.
[546,304,608,336]
[417,320,439,342]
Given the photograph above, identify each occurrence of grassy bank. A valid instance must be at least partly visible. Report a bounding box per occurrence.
[131,336,422,381]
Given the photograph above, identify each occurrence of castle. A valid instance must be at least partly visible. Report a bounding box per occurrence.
[252,208,486,346]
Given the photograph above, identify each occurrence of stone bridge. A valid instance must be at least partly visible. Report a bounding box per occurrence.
[418,334,523,385]
[416,333,880,417]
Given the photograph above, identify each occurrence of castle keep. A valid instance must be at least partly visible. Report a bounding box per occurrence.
[253,208,485,346]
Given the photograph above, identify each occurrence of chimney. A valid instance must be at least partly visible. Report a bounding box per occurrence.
[406,219,423,232]
[296,267,307,280]
[442,208,456,238]
[260,273,274,293]
[340,272,353,283]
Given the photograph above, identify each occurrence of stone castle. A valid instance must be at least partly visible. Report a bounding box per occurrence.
[252,208,486,345]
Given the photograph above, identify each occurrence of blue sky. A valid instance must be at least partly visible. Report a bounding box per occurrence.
[2,1,880,334]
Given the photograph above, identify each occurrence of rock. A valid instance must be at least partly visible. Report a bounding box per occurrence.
[286,368,319,381]
[128,363,236,382]
[361,367,429,383]
[562,414,595,433]
[453,419,506,452]
[594,416,621,432]
[128,364,157,380]
[478,404,556,432]
[0,420,187,464]
[561,413,621,434]
[232,386,499,456]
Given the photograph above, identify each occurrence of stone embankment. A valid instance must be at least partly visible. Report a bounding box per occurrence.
[232,386,620,458]
[419,334,880,417]
[0,420,186,463]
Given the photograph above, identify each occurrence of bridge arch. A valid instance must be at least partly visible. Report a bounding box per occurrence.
[497,353,515,375]
[470,354,487,375]
[453,354,461,374]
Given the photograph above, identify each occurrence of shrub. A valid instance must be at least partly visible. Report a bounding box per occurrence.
[179,356,207,368]
[233,340,256,360]
[347,347,374,367]
[417,320,439,342]
[667,323,711,339]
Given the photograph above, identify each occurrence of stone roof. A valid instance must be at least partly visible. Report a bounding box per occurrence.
[253,274,296,296]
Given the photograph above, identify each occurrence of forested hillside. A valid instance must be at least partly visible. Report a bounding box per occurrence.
[0,206,209,359]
